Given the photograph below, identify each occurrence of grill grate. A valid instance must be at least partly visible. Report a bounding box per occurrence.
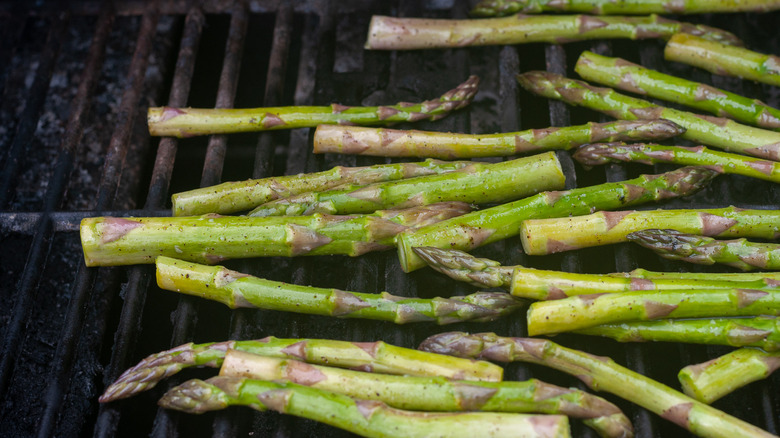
[0,1,778,437]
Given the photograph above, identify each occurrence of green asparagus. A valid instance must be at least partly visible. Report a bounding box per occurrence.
[574,143,780,184]
[80,202,472,266]
[678,348,780,404]
[172,159,475,216]
[397,166,717,272]
[470,0,780,16]
[160,377,572,438]
[99,336,504,402]
[312,119,685,158]
[420,332,776,438]
[516,71,780,160]
[575,51,780,130]
[520,207,780,256]
[155,256,523,324]
[665,33,780,87]
[248,152,564,217]
[364,14,741,50]
[412,246,780,299]
[527,288,780,335]
[628,229,780,271]
[148,76,478,137]
[575,317,780,351]
[221,349,632,438]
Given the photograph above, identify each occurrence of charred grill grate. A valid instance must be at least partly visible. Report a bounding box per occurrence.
[0,1,778,437]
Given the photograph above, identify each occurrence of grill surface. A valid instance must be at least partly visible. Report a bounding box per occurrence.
[0,1,778,437]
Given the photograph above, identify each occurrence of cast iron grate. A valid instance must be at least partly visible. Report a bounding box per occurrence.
[0,1,778,437]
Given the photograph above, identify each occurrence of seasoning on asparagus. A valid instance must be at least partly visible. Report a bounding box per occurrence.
[575,51,780,130]
[516,71,780,160]
[155,256,523,324]
[148,75,478,137]
[160,377,573,438]
[364,14,741,50]
[526,288,780,336]
[80,202,472,266]
[574,317,780,352]
[248,152,564,217]
[313,119,685,158]
[628,229,780,271]
[397,166,717,272]
[172,159,475,216]
[520,207,780,256]
[221,350,632,438]
[99,336,504,403]
[574,143,780,184]
[413,246,780,299]
[419,332,776,438]
[665,33,780,87]
[678,348,780,404]
[470,0,780,16]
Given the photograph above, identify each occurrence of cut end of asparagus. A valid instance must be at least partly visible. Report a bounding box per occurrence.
[412,246,513,289]
[158,378,234,414]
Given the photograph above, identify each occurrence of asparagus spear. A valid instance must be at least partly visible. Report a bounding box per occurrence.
[248,152,565,216]
[575,51,780,130]
[574,143,780,184]
[221,349,632,438]
[148,75,478,137]
[99,336,504,403]
[470,0,780,16]
[159,377,572,438]
[364,14,741,50]
[412,246,780,299]
[419,332,776,438]
[575,316,780,351]
[312,120,685,158]
[678,348,780,404]
[172,159,475,216]
[520,207,780,256]
[628,229,780,271]
[526,288,780,335]
[80,202,472,266]
[155,256,523,324]
[516,71,780,160]
[396,166,717,272]
[665,33,780,87]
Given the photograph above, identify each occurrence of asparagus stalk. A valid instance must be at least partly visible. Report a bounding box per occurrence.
[396,166,718,272]
[99,336,504,403]
[248,152,564,217]
[412,246,780,299]
[526,288,780,335]
[665,33,780,87]
[628,229,780,271]
[172,159,475,216]
[520,207,780,256]
[148,75,479,137]
[312,120,685,158]
[574,143,780,184]
[419,332,776,438]
[575,51,780,130]
[364,14,741,50]
[575,317,780,351]
[155,256,523,324]
[678,348,780,404]
[516,71,780,160]
[159,377,572,438]
[220,349,632,438]
[80,202,472,266]
[470,0,780,16]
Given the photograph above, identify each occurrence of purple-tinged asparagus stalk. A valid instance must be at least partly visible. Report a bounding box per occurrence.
[419,332,777,438]
[148,76,478,137]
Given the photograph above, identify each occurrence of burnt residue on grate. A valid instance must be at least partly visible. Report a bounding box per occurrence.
[0,1,779,437]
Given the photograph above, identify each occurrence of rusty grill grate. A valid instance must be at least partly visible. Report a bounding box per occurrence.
[0,1,778,437]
